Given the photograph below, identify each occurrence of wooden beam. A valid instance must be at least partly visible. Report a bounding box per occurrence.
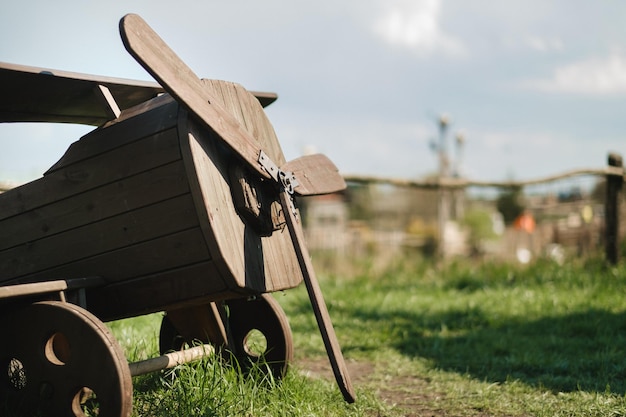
[129,344,214,376]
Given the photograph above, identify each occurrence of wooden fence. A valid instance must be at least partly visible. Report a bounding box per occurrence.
[344,153,625,264]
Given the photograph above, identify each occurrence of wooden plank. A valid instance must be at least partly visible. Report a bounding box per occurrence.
[0,127,181,220]
[1,194,199,280]
[6,228,211,286]
[87,261,229,320]
[46,96,179,174]
[95,84,122,119]
[0,280,67,300]
[0,161,190,251]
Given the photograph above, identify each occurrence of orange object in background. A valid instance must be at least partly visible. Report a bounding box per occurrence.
[514,212,536,233]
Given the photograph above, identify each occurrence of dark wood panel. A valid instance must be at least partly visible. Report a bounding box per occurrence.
[0,161,190,251]
[1,194,199,280]
[47,94,179,172]
[88,261,230,321]
[6,228,211,286]
[0,127,181,221]
[0,61,164,125]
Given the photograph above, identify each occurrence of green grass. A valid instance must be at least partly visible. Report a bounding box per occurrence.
[110,253,626,416]
[109,305,386,416]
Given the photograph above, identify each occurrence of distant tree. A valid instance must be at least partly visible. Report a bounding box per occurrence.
[496,186,524,225]
[345,183,372,221]
[591,179,606,202]
[461,208,497,256]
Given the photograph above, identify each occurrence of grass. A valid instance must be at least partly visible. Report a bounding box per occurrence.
[109,252,626,416]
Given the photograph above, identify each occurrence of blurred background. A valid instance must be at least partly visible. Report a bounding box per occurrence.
[2,0,625,263]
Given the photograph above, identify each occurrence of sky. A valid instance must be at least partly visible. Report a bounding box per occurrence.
[1,1,626,185]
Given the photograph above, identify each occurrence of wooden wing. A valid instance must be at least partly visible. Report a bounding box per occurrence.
[0,62,277,126]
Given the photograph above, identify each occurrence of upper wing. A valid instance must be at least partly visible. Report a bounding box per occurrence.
[0,62,277,126]
[0,62,164,126]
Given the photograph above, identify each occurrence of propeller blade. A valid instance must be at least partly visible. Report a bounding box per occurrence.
[120,13,271,180]
[280,191,356,402]
[282,154,346,196]
[120,14,344,197]
[119,14,354,401]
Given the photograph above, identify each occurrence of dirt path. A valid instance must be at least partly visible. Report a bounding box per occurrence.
[296,358,452,417]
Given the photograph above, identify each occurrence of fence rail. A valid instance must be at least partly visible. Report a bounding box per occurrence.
[344,166,625,190]
[345,153,625,264]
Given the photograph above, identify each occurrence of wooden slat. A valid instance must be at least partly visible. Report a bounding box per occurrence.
[0,127,181,221]
[46,97,179,174]
[0,280,67,300]
[0,161,189,251]
[95,84,122,120]
[1,194,199,280]
[7,228,210,286]
[88,261,228,320]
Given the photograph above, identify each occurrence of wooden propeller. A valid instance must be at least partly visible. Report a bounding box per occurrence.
[119,13,355,402]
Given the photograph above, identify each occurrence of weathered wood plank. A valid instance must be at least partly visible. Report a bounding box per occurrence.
[1,194,199,280]
[0,280,67,300]
[6,228,210,286]
[0,161,189,251]
[88,260,228,320]
[47,94,179,173]
[0,127,181,221]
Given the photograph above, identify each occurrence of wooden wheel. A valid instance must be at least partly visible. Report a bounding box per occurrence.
[225,294,293,378]
[0,301,132,417]
[159,294,293,379]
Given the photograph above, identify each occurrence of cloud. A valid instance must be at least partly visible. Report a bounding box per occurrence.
[524,35,564,53]
[524,52,626,95]
[373,0,465,57]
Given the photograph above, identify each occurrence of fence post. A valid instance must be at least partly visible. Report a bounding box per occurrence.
[605,152,623,264]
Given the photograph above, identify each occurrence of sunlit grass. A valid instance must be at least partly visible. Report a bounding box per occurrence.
[110,252,626,416]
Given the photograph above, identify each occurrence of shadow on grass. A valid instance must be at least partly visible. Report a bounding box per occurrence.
[347,306,626,394]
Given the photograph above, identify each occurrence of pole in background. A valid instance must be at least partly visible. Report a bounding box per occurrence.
[437,114,450,257]
[605,152,623,264]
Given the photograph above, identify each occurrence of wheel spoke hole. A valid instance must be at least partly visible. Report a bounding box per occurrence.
[6,358,27,390]
[72,387,99,417]
[45,332,71,366]
[243,329,267,358]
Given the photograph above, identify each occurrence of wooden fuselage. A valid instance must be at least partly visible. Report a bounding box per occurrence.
[0,82,303,321]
